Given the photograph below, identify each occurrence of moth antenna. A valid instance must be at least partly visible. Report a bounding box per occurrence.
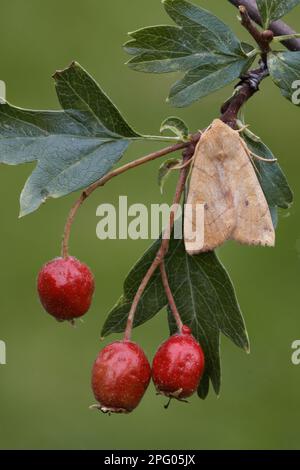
[171,156,194,171]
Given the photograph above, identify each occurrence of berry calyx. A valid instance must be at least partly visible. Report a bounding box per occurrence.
[152,325,205,401]
[91,341,151,414]
[37,256,95,322]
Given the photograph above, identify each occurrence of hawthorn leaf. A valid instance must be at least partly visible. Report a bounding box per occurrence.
[241,42,256,55]
[158,158,181,194]
[268,51,300,106]
[0,62,139,216]
[257,0,300,28]
[125,0,256,107]
[102,235,248,398]
[160,116,189,140]
[269,206,278,229]
[101,238,165,336]
[242,130,293,210]
[168,58,253,107]
[166,239,248,397]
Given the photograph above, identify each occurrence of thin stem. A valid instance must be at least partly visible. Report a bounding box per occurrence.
[239,5,273,55]
[123,160,191,342]
[228,0,300,51]
[133,135,181,143]
[221,62,269,127]
[160,262,183,332]
[61,140,190,258]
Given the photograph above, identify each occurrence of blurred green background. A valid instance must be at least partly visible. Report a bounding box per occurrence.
[0,0,300,450]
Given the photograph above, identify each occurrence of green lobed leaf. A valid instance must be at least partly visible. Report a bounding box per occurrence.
[0,62,139,216]
[268,51,300,106]
[256,0,300,28]
[242,129,293,211]
[102,234,249,399]
[125,0,256,107]
[158,158,181,194]
[168,58,253,107]
[101,238,165,336]
[160,116,189,140]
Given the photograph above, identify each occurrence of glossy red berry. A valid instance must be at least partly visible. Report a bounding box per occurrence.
[37,256,95,321]
[91,341,151,414]
[152,325,205,400]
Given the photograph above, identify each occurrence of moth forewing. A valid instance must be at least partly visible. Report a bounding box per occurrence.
[184,202,205,254]
[184,119,275,255]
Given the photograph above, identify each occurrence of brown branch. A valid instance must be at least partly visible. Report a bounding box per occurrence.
[228,0,300,51]
[220,62,269,127]
[239,5,273,54]
[123,159,191,341]
[160,262,183,333]
[61,139,192,258]
[219,3,274,127]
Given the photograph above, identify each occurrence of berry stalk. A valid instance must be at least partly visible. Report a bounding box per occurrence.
[123,150,193,342]
[159,262,183,332]
[61,140,191,259]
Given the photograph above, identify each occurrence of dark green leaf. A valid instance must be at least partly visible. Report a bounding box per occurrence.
[257,0,300,28]
[101,238,165,336]
[166,239,248,397]
[269,206,278,229]
[160,116,189,140]
[54,62,138,139]
[0,62,139,216]
[102,234,248,398]
[242,130,293,210]
[158,158,181,194]
[268,51,300,106]
[125,0,256,107]
[168,58,253,107]
[241,42,256,55]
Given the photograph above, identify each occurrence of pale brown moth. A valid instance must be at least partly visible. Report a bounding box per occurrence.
[184,119,275,255]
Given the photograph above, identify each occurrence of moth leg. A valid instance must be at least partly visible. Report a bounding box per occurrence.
[236,124,250,133]
[250,152,277,163]
[239,136,277,163]
[238,137,261,177]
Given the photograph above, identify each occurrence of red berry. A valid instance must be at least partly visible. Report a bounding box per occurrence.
[37,256,95,322]
[91,341,151,414]
[152,325,205,400]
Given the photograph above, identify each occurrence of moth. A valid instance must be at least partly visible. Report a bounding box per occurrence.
[184,119,275,255]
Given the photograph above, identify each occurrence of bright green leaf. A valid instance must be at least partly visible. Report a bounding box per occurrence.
[257,0,300,28]
[0,62,139,216]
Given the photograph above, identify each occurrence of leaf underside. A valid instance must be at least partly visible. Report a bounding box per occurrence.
[0,62,139,216]
[257,0,300,28]
[125,0,255,107]
[268,51,300,107]
[160,116,189,140]
[102,234,249,399]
